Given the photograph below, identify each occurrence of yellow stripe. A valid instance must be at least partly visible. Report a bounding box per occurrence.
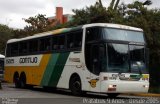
[52,28,67,35]
[4,54,51,85]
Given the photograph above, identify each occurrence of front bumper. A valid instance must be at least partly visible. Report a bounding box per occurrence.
[101,80,149,93]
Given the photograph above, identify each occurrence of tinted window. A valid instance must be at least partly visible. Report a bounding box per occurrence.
[52,35,65,51]
[107,43,129,73]
[29,39,38,53]
[40,37,51,52]
[67,31,82,49]
[86,27,102,42]
[52,36,59,50]
[10,43,19,56]
[129,45,147,73]
[86,27,144,43]
[6,44,11,57]
[19,41,28,55]
[103,28,144,42]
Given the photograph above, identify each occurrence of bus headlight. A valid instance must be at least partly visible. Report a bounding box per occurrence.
[109,85,114,88]
[108,85,116,88]
[108,85,117,91]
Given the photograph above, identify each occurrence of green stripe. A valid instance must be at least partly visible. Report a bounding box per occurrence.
[41,52,70,87]
[41,53,60,86]
[48,52,70,87]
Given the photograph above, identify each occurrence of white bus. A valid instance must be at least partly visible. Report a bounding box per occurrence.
[4,23,149,97]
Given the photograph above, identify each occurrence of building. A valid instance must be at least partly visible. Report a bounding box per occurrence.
[48,7,73,26]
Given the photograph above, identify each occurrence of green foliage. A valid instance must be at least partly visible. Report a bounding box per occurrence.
[23,14,53,36]
[0,24,14,54]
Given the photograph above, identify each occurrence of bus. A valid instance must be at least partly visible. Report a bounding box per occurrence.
[4,23,149,97]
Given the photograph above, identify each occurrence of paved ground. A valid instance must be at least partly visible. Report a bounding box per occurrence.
[0,83,160,104]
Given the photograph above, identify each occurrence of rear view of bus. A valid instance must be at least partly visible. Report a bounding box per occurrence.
[84,23,149,96]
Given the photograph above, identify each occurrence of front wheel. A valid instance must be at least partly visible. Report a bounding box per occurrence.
[69,76,82,96]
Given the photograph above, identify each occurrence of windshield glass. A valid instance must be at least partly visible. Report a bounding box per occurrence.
[107,43,129,73]
[86,27,144,43]
[129,45,147,74]
[102,28,144,42]
[105,43,147,74]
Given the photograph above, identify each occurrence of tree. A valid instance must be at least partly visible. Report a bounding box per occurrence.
[71,2,116,26]
[0,24,13,54]
[108,0,120,10]
[23,14,53,36]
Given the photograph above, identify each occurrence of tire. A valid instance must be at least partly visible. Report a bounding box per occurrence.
[19,74,26,89]
[107,93,119,98]
[69,76,82,96]
[14,74,20,88]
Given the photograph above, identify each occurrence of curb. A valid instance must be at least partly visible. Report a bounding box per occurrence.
[122,93,160,97]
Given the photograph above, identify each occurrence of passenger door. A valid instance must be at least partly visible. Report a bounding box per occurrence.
[89,44,106,92]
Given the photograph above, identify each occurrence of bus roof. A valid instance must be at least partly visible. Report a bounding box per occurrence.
[7,23,143,43]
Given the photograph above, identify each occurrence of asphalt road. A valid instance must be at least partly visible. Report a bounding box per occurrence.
[0,83,160,104]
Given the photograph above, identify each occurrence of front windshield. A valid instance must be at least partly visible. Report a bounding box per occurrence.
[107,43,129,73]
[102,28,144,43]
[85,27,147,74]
[86,27,145,43]
[130,45,147,74]
[106,43,147,74]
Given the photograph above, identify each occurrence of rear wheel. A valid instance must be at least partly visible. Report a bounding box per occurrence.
[19,73,26,88]
[69,76,82,96]
[13,73,20,88]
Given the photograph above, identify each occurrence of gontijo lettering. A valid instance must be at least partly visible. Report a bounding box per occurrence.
[19,57,38,63]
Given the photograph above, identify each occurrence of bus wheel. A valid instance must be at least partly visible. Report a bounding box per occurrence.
[69,76,82,96]
[13,73,20,88]
[107,93,119,98]
[19,73,26,88]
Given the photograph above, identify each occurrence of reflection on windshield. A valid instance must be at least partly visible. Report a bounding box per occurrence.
[102,28,144,43]
[106,43,147,74]
[130,45,147,73]
[107,43,129,73]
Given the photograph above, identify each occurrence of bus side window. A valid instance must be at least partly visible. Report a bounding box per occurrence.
[52,36,59,50]
[67,30,82,50]
[6,44,11,57]
[58,35,65,50]
[19,41,28,55]
[29,39,38,53]
[40,38,51,52]
[10,43,19,56]
[52,35,65,51]
[67,33,74,49]
[75,31,82,48]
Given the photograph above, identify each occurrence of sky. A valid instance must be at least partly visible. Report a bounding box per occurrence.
[0,0,159,29]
